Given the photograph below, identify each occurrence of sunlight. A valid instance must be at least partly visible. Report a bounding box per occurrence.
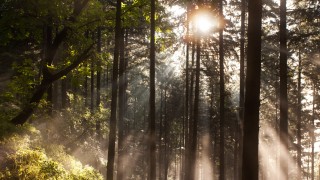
[259,124,300,180]
[193,11,217,34]
[197,134,215,180]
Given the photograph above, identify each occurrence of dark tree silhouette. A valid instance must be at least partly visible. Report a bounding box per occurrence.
[106,0,122,178]
[279,0,288,179]
[241,0,262,179]
[237,0,246,178]
[149,0,156,178]
[219,0,225,179]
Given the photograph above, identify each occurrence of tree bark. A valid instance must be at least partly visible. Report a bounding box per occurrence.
[149,0,156,177]
[106,0,121,178]
[219,0,225,179]
[189,38,200,180]
[96,27,102,140]
[238,0,246,178]
[311,84,316,180]
[279,0,288,178]
[241,0,262,179]
[117,27,125,180]
[183,10,190,179]
[297,48,302,179]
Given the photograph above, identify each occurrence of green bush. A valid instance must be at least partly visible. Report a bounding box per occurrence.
[0,134,103,180]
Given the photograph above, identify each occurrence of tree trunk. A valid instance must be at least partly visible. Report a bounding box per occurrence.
[241,0,262,179]
[279,0,288,178]
[149,0,157,177]
[186,41,196,180]
[297,48,302,179]
[238,0,246,178]
[159,89,164,180]
[311,84,316,180]
[190,38,201,180]
[90,58,94,113]
[183,11,190,179]
[117,27,125,180]
[96,27,102,140]
[106,0,121,178]
[219,0,225,179]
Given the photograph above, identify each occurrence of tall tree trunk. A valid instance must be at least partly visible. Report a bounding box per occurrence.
[241,0,262,179]
[279,0,288,178]
[311,84,316,180]
[96,27,102,140]
[219,0,225,179]
[84,63,89,107]
[149,0,156,178]
[190,38,201,180]
[164,90,169,180]
[117,27,125,180]
[90,58,95,113]
[238,0,246,178]
[297,48,302,179]
[106,0,121,178]
[159,89,164,180]
[183,11,190,179]
[186,41,195,180]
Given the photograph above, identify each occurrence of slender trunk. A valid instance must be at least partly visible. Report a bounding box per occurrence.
[159,89,164,180]
[297,48,302,179]
[84,63,89,107]
[106,0,121,177]
[149,0,157,178]
[238,0,246,178]
[96,27,101,140]
[234,120,239,180]
[117,27,125,180]
[311,84,316,180]
[190,38,201,180]
[219,0,225,178]
[90,58,94,113]
[183,13,190,180]
[279,0,288,178]
[241,0,262,179]
[164,88,168,180]
[186,42,196,180]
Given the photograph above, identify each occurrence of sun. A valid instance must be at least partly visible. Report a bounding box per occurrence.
[192,9,218,34]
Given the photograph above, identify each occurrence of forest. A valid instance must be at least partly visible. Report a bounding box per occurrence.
[0,0,319,179]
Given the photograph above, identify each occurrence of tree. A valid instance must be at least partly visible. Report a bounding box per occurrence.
[117,27,126,180]
[279,0,288,178]
[10,0,93,125]
[296,48,302,179]
[219,0,225,179]
[106,0,122,178]
[149,0,156,178]
[241,0,262,179]
[237,0,246,178]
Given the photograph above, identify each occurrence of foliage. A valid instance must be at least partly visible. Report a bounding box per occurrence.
[0,131,103,180]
